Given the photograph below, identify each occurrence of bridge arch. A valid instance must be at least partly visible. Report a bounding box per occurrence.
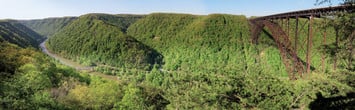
[250,5,354,79]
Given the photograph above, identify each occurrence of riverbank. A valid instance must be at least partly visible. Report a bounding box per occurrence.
[40,40,119,81]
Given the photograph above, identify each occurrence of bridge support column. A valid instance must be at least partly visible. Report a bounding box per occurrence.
[250,20,264,44]
[307,15,313,74]
[250,5,355,79]
[294,17,299,75]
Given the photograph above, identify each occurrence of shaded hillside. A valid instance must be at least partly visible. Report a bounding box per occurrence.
[0,20,45,48]
[19,17,77,37]
[47,14,161,69]
[127,13,253,72]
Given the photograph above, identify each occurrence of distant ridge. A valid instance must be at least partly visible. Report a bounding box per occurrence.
[0,20,45,48]
[19,17,77,37]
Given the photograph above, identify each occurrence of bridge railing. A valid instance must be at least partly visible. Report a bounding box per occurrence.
[252,5,355,21]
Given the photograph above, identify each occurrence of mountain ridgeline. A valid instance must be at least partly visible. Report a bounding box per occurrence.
[0,20,45,48]
[47,14,161,69]
[46,13,256,72]
[19,17,77,37]
[79,13,144,32]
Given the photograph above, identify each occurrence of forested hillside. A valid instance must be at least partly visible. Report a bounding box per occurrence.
[128,13,282,74]
[0,20,45,48]
[47,14,161,69]
[46,13,353,109]
[1,12,353,109]
[0,23,91,109]
[19,17,77,37]
[123,13,353,109]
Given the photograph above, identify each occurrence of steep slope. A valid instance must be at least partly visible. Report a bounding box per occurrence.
[125,13,353,109]
[47,14,161,69]
[19,17,77,37]
[0,20,46,74]
[0,33,92,110]
[0,20,45,48]
[127,13,340,74]
[127,13,253,71]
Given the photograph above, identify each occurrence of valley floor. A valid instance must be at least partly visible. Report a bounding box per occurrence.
[40,40,119,81]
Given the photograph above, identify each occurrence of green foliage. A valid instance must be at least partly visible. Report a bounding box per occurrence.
[47,14,161,70]
[1,12,353,109]
[0,32,87,109]
[19,17,77,37]
[0,42,29,74]
[59,76,121,109]
[16,64,52,91]
[0,20,45,48]
[1,64,54,109]
[79,13,144,32]
[124,13,354,109]
[0,47,67,109]
[324,12,355,70]
[128,14,251,72]
[115,84,145,110]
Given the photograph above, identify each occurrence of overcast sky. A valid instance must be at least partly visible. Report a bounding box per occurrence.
[0,0,341,20]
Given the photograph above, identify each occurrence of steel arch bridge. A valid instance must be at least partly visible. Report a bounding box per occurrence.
[250,5,355,79]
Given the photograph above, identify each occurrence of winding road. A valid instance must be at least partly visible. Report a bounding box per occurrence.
[40,40,119,81]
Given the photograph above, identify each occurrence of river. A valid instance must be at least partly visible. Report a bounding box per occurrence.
[40,40,119,81]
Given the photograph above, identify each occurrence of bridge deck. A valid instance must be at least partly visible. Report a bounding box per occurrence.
[253,5,355,21]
